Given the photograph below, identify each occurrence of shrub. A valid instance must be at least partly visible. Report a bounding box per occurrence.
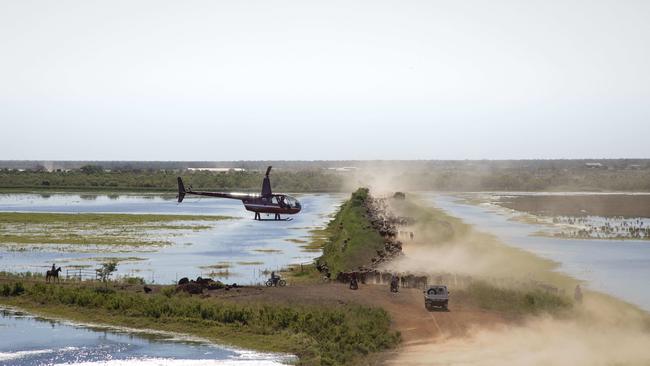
[124,277,145,285]
[11,282,25,296]
[1,284,11,297]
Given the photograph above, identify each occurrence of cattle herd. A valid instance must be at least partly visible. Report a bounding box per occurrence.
[316,193,433,289]
[335,270,429,289]
[176,276,240,294]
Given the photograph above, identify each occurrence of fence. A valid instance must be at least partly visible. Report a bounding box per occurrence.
[65,268,99,281]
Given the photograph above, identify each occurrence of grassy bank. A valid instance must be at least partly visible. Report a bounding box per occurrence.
[317,188,385,276]
[456,281,573,316]
[0,212,232,247]
[0,278,399,366]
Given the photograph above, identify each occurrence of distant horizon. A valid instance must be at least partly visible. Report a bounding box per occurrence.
[3,158,650,165]
[4,158,650,161]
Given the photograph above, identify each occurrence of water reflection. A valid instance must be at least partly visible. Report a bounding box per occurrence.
[0,193,343,285]
[0,308,290,366]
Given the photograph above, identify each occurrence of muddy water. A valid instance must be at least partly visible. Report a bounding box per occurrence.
[0,193,343,284]
[429,194,650,312]
[0,308,291,366]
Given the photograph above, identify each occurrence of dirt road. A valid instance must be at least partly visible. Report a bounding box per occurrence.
[210,282,508,351]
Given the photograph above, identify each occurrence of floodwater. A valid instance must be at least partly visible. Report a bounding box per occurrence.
[0,308,291,366]
[0,193,343,284]
[430,194,650,312]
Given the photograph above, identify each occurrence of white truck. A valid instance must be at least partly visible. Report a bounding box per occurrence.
[424,285,449,311]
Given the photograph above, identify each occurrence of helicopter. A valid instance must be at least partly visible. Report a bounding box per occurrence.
[176,166,301,221]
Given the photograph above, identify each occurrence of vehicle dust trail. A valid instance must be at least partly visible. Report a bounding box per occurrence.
[379,195,650,365]
[389,321,650,366]
[341,173,650,365]
[388,314,650,366]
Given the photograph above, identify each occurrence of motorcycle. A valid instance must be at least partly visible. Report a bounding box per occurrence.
[349,278,359,290]
[265,276,286,287]
[390,280,399,293]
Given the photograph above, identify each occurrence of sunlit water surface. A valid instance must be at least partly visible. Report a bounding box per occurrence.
[0,308,291,366]
[0,193,343,284]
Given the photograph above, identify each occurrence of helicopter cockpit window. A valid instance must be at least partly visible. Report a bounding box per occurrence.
[285,196,299,208]
[270,196,279,204]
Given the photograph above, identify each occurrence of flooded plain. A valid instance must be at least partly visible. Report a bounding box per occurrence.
[0,193,343,284]
[430,194,650,312]
[0,308,290,366]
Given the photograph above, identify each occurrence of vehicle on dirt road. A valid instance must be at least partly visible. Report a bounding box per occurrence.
[424,285,449,311]
[266,277,287,287]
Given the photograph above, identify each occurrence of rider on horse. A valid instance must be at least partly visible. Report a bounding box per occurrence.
[46,264,61,283]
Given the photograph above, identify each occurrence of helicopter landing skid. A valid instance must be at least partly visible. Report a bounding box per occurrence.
[255,217,293,222]
[254,212,293,221]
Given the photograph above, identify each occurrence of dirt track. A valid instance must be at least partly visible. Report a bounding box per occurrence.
[209,282,508,355]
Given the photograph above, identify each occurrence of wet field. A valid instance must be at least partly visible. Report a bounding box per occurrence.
[0,193,343,284]
[495,193,650,218]
[430,194,650,311]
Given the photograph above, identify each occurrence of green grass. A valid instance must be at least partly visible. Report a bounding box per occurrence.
[0,278,399,366]
[317,188,385,276]
[457,281,573,316]
[0,234,169,246]
[0,212,232,247]
[281,263,323,284]
[253,249,283,253]
[199,263,232,270]
[0,212,231,225]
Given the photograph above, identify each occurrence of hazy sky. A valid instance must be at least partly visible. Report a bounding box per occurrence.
[1,0,649,160]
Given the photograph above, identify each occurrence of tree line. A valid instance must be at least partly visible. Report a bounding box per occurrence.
[2,164,650,192]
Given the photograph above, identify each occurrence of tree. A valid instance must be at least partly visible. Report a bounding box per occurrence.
[97,260,118,285]
[80,165,104,174]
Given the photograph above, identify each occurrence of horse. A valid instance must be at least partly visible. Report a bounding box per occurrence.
[46,267,62,283]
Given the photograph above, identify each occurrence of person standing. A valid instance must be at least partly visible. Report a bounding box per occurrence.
[574,284,583,304]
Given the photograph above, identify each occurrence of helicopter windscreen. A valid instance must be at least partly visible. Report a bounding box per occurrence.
[284,195,300,209]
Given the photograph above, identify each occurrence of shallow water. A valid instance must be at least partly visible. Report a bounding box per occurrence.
[0,308,290,366]
[429,194,650,312]
[0,193,343,284]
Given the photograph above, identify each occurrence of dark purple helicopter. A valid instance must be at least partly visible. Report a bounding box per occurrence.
[177,166,301,221]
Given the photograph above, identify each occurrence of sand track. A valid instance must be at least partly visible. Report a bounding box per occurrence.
[209,282,508,349]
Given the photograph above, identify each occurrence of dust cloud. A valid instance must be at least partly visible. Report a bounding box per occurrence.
[389,315,650,366]
[347,167,650,366]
